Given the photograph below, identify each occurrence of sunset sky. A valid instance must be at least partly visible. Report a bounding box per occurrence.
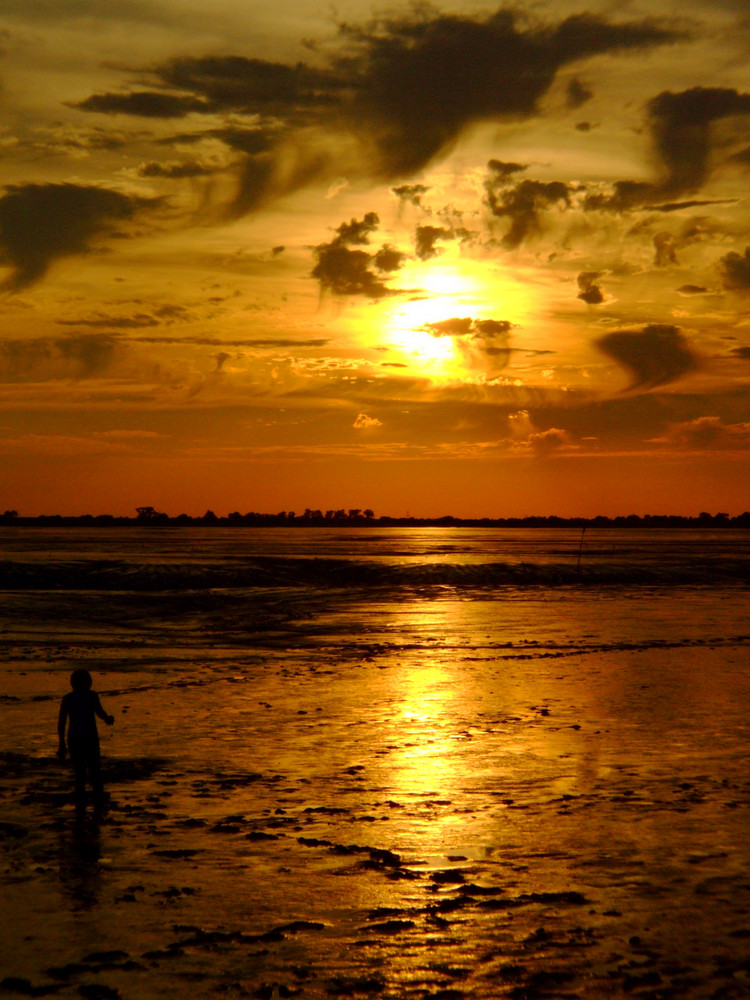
[1,0,749,517]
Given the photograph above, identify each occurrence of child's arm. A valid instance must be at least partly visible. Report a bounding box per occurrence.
[57,698,68,758]
[93,692,115,726]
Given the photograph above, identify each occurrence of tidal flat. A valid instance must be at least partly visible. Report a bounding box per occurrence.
[1,528,750,999]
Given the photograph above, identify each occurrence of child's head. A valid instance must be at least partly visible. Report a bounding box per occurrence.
[70,669,93,692]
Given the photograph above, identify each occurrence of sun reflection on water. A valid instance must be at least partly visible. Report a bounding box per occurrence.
[380,651,474,808]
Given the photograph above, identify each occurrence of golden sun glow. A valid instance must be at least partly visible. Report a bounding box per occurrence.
[384,263,480,374]
[389,299,460,369]
[378,258,535,377]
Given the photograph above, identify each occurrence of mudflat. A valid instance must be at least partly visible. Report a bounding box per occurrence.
[2,533,750,998]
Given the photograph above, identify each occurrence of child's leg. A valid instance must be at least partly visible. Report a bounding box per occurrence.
[87,741,103,800]
[69,741,87,803]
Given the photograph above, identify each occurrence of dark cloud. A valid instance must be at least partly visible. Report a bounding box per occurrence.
[587,189,732,213]
[73,91,210,118]
[651,198,732,213]
[392,183,430,208]
[154,304,192,322]
[228,145,336,219]
[720,247,750,291]
[678,216,724,244]
[0,338,53,381]
[577,271,604,304]
[414,224,455,260]
[585,87,750,213]
[312,245,392,298]
[423,316,512,338]
[57,312,159,329]
[663,416,750,450]
[485,167,572,247]
[138,160,221,179]
[56,334,118,376]
[422,316,513,370]
[374,244,407,273]
[584,180,655,213]
[0,183,155,291]
[465,318,514,371]
[546,13,678,60]
[311,213,403,299]
[647,87,750,195]
[424,317,474,337]
[209,127,279,155]
[567,78,592,109]
[653,231,678,267]
[57,304,192,329]
[338,10,678,175]
[1,0,178,24]
[75,7,677,219]
[0,334,118,381]
[526,427,570,457]
[595,324,699,390]
[157,125,278,156]
[731,346,750,359]
[29,127,130,157]
[475,319,513,337]
[486,158,527,180]
[157,55,339,123]
[334,213,379,245]
[130,336,329,348]
[678,284,709,295]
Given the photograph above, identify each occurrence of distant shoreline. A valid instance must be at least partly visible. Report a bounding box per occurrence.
[1,510,748,528]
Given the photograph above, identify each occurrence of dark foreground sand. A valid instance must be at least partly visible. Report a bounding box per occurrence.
[2,582,750,999]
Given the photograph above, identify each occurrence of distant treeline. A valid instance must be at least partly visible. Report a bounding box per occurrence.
[1,507,749,528]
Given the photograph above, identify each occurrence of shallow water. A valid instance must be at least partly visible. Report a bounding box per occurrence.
[1,529,750,998]
[2,525,749,583]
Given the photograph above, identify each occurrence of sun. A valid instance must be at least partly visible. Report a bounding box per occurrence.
[383,263,480,374]
[390,299,460,365]
[376,256,535,377]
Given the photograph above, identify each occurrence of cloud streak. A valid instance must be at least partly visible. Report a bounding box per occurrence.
[0,335,119,381]
[73,92,210,118]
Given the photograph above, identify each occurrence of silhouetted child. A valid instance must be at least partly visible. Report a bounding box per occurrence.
[57,669,114,806]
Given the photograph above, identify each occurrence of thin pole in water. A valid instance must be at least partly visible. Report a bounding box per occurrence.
[576,525,587,573]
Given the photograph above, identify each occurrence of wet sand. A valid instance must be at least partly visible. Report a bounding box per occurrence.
[2,576,750,999]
